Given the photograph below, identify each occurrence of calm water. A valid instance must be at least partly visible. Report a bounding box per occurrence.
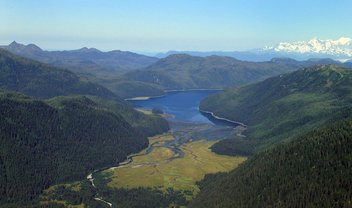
[129,90,221,124]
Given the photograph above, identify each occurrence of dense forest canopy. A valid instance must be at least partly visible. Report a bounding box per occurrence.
[0,90,168,207]
[190,119,352,208]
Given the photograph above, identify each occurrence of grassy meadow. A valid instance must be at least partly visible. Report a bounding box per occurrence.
[102,133,247,199]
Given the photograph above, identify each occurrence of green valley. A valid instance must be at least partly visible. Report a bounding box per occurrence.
[39,125,247,208]
[3,1,352,207]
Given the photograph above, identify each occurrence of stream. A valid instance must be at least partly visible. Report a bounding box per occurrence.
[86,121,200,207]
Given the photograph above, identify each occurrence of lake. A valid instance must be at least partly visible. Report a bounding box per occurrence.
[129,90,221,124]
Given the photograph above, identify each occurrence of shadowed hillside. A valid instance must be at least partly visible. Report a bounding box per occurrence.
[0,49,117,99]
[190,119,352,208]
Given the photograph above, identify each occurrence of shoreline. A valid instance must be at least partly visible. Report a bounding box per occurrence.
[125,88,223,101]
[164,88,223,92]
[124,94,166,101]
[199,109,247,127]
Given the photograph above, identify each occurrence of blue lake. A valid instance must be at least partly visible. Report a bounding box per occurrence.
[129,90,221,124]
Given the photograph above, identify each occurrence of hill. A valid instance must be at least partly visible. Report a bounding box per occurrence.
[189,119,352,208]
[122,54,303,90]
[0,49,117,99]
[64,95,169,137]
[122,54,351,92]
[200,65,352,154]
[0,91,168,207]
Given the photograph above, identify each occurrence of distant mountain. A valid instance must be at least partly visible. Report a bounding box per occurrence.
[0,91,168,206]
[265,37,352,58]
[5,41,42,54]
[1,41,158,76]
[270,57,343,66]
[122,54,349,91]
[155,50,279,61]
[200,65,352,154]
[0,49,116,99]
[346,59,352,68]
[190,119,352,208]
[156,37,352,62]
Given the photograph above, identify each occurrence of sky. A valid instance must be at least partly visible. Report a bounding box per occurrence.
[1,0,351,52]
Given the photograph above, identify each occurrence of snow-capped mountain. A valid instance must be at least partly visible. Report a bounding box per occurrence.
[265,37,352,58]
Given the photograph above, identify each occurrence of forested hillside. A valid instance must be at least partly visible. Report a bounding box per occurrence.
[190,119,352,208]
[0,49,116,99]
[123,54,302,90]
[48,95,169,137]
[200,65,352,154]
[0,91,168,207]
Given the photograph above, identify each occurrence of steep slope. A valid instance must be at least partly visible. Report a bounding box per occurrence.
[200,65,352,153]
[190,119,352,208]
[123,54,349,91]
[0,49,116,99]
[0,90,168,206]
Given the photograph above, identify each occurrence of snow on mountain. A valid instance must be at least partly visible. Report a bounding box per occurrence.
[265,37,352,58]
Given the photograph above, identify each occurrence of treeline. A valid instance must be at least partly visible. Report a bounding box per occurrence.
[0,91,168,207]
[189,119,352,207]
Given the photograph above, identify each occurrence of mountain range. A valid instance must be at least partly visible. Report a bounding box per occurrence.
[265,37,352,58]
[0,41,158,77]
[157,37,352,62]
[122,54,351,92]
[2,41,352,99]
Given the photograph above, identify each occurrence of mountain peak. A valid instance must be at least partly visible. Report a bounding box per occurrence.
[8,41,25,50]
[9,41,20,46]
[77,47,100,53]
[6,41,42,53]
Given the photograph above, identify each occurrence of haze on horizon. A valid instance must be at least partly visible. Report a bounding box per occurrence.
[1,0,351,53]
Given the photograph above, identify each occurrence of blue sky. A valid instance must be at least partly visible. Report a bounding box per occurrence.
[1,0,351,52]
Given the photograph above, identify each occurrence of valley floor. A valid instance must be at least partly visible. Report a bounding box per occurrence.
[101,130,246,200]
[40,122,246,207]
